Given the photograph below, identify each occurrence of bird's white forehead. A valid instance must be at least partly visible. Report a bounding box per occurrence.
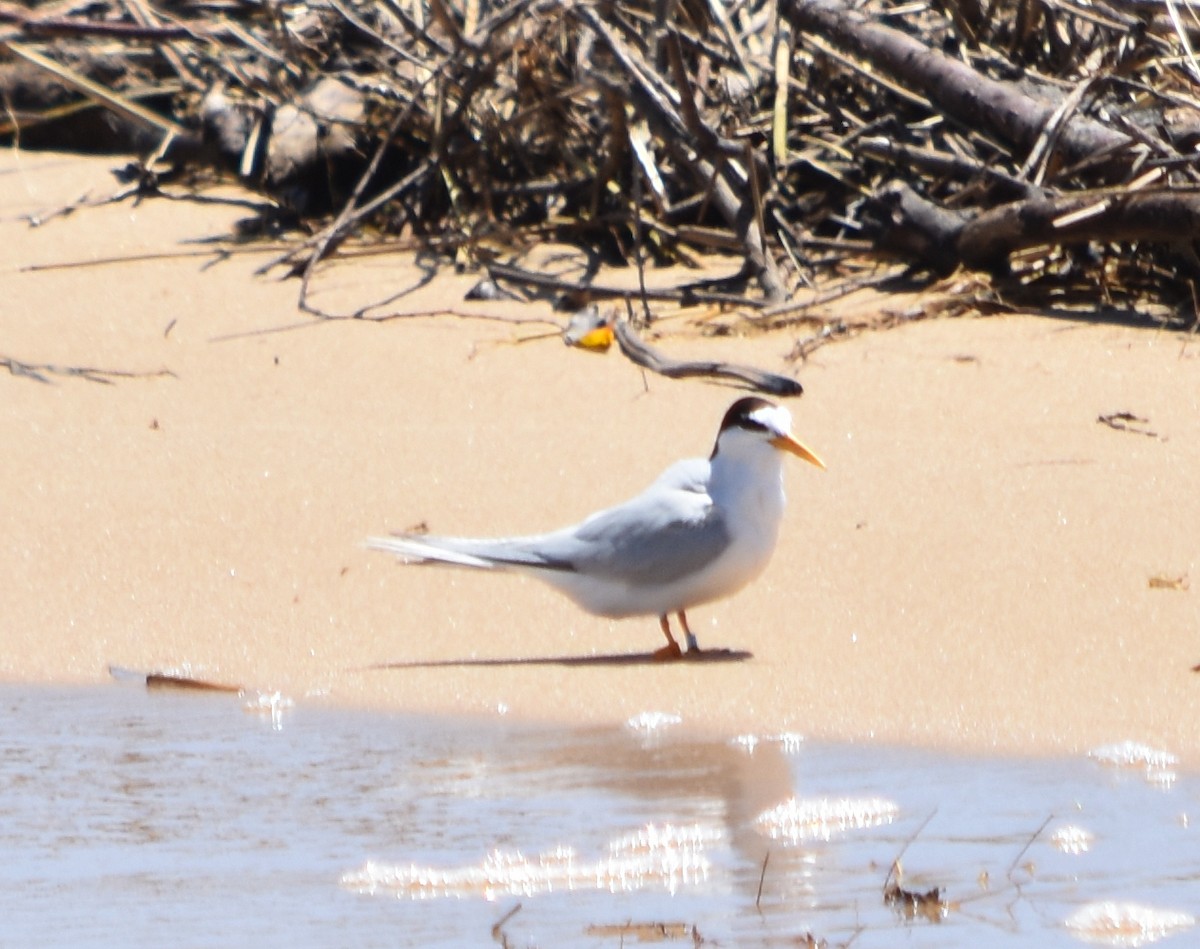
[749,402,793,434]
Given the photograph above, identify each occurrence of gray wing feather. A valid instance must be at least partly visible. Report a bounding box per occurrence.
[534,476,730,586]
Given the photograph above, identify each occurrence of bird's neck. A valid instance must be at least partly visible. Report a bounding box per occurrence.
[710,447,787,529]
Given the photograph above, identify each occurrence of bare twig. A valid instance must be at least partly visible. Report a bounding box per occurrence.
[1,354,175,385]
[755,849,771,909]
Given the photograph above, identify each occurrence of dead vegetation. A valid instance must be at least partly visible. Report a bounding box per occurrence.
[6,0,1200,331]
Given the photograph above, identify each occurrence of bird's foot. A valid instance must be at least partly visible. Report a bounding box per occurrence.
[685,631,700,654]
[652,641,684,661]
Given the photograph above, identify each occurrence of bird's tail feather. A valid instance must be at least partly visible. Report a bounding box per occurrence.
[366,535,500,570]
[368,531,575,572]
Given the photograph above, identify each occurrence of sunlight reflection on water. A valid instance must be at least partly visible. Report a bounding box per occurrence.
[2,684,1197,948]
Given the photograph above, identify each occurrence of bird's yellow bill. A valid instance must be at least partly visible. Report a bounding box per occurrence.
[771,434,825,469]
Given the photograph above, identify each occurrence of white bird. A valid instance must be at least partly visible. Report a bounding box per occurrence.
[369,397,824,658]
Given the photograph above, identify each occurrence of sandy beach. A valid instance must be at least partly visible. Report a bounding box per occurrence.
[4,150,1198,760]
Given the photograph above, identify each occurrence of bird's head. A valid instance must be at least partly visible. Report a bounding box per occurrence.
[711,397,825,469]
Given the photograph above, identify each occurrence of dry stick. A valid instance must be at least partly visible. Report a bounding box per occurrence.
[990,812,1057,921]
[328,0,436,70]
[772,19,792,171]
[613,318,804,396]
[292,106,425,312]
[490,902,521,948]
[782,0,1136,173]
[630,145,654,327]
[881,808,937,895]
[784,284,976,361]
[1062,0,1147,34]
[0,4,199,40]
[380,0,453,57]
[5,41,186,138]
[2,354,175,385]
[208,307,560,345]
[872,180,971,273]
[294,160,434,317]
[745,137,771,279]
[580,7,787,300]
[218,17,302,83]
[18,172,268,231]
[256,163,417,276]
[575,5,685,138]
[1007,814,1054,881]
[1165,0,1200,85]
[799,30,935,113]
[1098,411,1160,437]
[856,137,1043,200]
[485,261,767,309]
[662,28,712,152]
[121,0,205,92]
[464,0,485,44]
[755,849,771,909]
[666,29,788,300]
[760,264,911,322]
[1019,75,1099,186]
[427,0,466,49]
[705,0,755,83]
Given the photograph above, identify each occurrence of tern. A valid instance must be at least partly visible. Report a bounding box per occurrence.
[369,397,824,658]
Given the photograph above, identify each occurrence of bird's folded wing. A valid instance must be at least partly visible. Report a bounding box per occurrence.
[549,487,730,587]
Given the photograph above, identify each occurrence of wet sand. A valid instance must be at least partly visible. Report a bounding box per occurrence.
[4,151,1199,760]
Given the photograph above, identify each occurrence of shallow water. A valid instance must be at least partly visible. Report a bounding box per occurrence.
[2,684,1196,948]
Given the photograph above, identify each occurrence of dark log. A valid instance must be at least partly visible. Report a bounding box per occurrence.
[957,188,1200,269]
[873,181,1200,271]
[872,181,968,274]
[782,0,1136,174]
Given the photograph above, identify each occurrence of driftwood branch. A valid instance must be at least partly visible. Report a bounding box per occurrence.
[614,319,804,397]
[782,0,1142,177]
[876,180,1200,272]
[958,185,1200,269]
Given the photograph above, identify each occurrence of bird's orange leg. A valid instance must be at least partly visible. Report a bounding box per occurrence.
[677,611,700,653]
[654,614,683,660]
